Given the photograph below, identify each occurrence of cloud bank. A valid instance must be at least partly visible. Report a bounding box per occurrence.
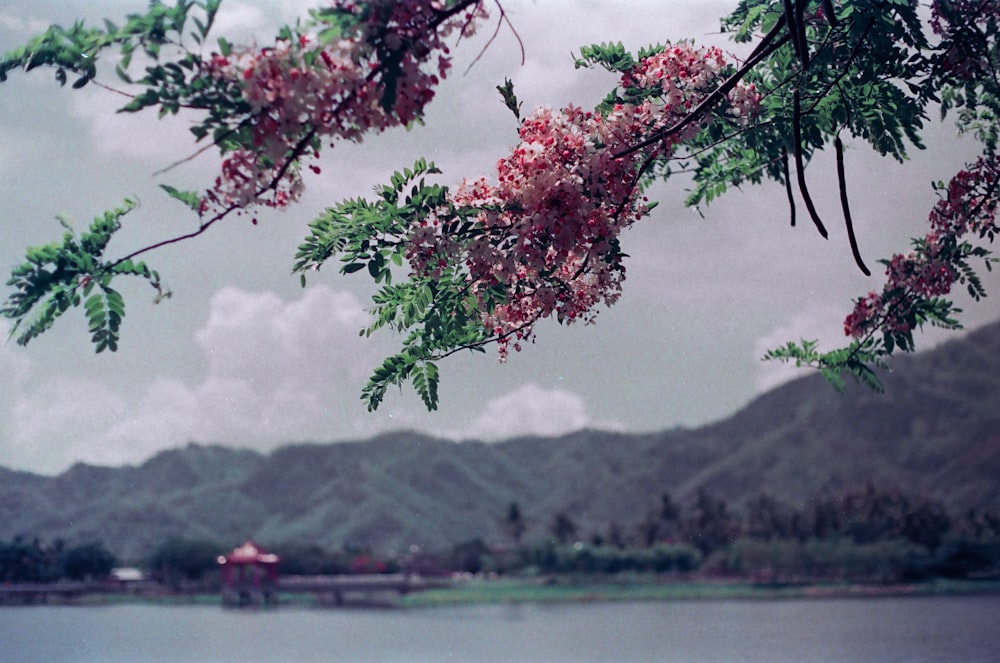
[464,383,593,441]
[2,285,602,473]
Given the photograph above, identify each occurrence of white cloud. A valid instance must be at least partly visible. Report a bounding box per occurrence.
[195,285,372,387]
[101,284,391,458]
[463,383,597,441]
[210,2,268,41]
[69,85,205,165]
[0,14,49,35]
[6,376,129,472]
[1,286,621,472]
[60,2,286,167]
[2,284,412,471]
[0,342,31,391]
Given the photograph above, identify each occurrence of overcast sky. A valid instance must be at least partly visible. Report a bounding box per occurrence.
[1,1,997,475]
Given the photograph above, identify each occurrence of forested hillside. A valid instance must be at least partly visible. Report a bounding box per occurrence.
[2,321,998,561]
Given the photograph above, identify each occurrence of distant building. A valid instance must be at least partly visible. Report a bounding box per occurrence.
[217,540,280,607]
[108,566,146,583]
[109,567,146,583]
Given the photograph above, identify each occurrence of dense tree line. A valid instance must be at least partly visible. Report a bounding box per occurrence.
[146,538,224,585]
[5,483,998,585]
[0,538,115,583]
[481,485,1000,581]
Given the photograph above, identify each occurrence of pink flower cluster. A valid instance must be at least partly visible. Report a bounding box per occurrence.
[406,43,759,359]
[623,44,758,124]
[844,155,999,338]
[928,155,1000,238]
[930,0,1000,80]
[202,0,487,215]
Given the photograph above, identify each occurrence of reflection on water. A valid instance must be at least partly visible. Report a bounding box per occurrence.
[3,595,999,662]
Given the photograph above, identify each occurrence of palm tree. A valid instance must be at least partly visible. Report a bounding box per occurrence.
[550,511,578,545]
[501,501,527,547]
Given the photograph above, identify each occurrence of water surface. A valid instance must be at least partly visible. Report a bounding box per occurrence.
[3,595,998,662]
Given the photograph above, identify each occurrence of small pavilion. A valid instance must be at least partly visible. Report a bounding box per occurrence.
[217,540,280,606]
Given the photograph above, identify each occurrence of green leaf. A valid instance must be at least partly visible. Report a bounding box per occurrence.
[496,78,522,120]
[159,184,203,212]
[2,200,163,351]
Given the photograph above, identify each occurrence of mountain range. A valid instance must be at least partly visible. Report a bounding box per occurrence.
[2,321,999,562]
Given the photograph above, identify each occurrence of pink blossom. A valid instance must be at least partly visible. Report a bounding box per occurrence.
[844,154,999,340]
[405,42,757,360]
[931,0,1000,80]
[201,0,488,214]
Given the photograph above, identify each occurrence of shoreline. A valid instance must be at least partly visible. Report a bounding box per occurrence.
[3,576,999,609]
[396,575,1000,608]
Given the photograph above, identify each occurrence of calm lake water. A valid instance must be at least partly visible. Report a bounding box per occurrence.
[2,595,999,662]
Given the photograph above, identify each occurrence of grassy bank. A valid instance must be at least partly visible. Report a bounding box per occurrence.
[6,575,1000,609]
[398,575,1000,608]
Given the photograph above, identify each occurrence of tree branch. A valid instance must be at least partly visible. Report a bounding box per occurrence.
[110,2,489,270]
[614,17,790,159]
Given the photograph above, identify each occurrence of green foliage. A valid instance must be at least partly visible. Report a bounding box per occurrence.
[932,5,1000,151]
[495,77,522,121]
[268,542,352,575]
[0,0,260,154]
[574,41,636,74]
[0,1,221,93]
[147,537,221,581]
[724,0,999,386]
[1,200,166,353]
[2,0,999,409]
[522,541,702,575]
[724,537,935,581]
[763,337,888,393]
[0,537,63,583]
[295,158,491,411]
[61,542,117,581]
[763,228,997,390]
[160,185,204,213]
[448,538,493,574]
[502,501,528,546]
[0,537,117,583]
[574,40,671,115]
[685,0,930,210]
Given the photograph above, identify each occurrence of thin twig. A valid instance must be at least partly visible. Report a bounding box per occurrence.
[465,1,524,74]
[433,318,534,360]
[89,78,135,98]
[804,18,875,116]
[112,206,234,265]
[152,126,239,176]
[112,3,473,269]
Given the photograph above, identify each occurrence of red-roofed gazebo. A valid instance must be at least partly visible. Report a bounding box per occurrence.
[218,540,279,605]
